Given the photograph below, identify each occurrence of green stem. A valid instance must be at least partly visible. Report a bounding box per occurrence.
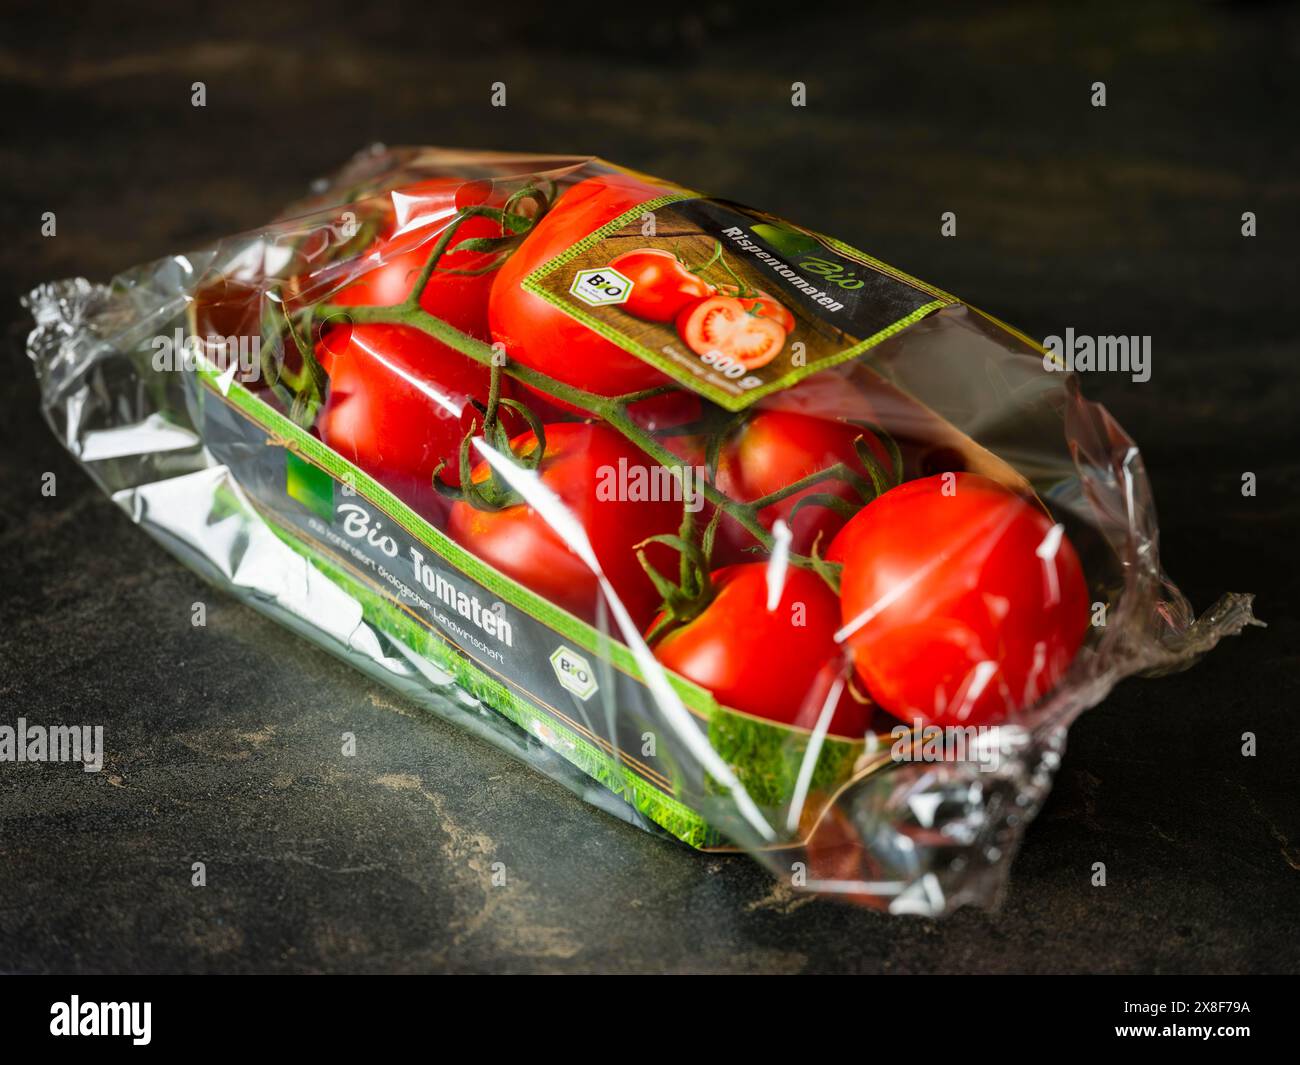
[617,383,681,405]
[483,359,503,434]
[713,250,751,296]
[747,461,871,511]
[402,205,504,311]
[685,239,724,277]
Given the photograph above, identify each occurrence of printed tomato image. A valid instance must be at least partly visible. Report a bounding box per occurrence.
[489,174,679,407]
[832,473,1089,728]
[676,294,787,371]
[608,247,714,322]
[650,564,872,738]
[715,409,894,557]
[314,322,499,507]
[448,423,681,627]
[716,284,796,333]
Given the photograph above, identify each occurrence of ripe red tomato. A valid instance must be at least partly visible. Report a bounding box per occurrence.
[333,177,503,339]
[716,285,796,333]
[608,247,714,322]
[832,473,1089,728]
[447,423,681,627]
[651,564,872,738]
[676,295,787,370]
[315,323,497,510]
[715,409,892,558]
[489,173,680,408]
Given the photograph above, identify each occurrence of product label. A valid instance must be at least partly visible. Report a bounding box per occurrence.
[524,196,953,410]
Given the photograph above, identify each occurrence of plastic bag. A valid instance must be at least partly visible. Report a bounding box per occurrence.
[24,145,1258,915]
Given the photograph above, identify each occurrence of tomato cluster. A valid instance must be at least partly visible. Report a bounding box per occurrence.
[278,171,1091,741]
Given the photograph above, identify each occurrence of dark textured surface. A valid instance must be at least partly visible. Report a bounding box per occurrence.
[1,1,1297,973]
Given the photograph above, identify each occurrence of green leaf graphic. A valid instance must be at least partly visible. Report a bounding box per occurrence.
[751,222,821,257]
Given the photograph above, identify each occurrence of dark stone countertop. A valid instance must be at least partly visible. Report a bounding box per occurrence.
[1,0,1296,973]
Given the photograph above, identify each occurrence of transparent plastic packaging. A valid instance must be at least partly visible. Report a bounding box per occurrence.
[24,146,1258,915]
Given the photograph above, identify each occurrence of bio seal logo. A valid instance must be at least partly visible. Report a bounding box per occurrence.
[550,645,598,700]
[570,266,633,307]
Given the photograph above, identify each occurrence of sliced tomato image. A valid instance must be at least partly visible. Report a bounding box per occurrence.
[489,174,680,409]
[714,409,893,558]
[832,473,1089,728]
[608,247,714,322]
[447,423,681,628]
[716,284,796,333]
[676,294,786,370]
[650,563,872,738]
[315,322,500,510]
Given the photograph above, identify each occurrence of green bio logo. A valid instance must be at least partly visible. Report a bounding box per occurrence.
[797,256,864,290]
[750,223,864,290]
